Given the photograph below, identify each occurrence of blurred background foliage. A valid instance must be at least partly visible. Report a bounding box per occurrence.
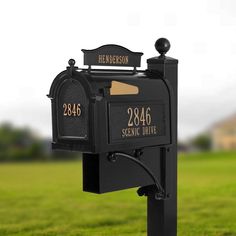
[0,122,209,162]
[0,123,78,162]
[191,134,211,151]
[0,120,235,162]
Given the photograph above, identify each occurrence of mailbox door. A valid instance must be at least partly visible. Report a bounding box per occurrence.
[57,79,89,140]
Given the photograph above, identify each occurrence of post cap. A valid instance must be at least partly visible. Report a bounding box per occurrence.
[147,38,178,65]
[155,38,170,57]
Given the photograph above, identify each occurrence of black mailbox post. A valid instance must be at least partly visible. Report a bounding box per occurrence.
[48,38,178,236]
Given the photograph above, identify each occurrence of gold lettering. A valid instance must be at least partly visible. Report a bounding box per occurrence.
[113,55,116,64]
[154,125,157,134]
[121,107,159,138]
[122,128,126,138]
[63,103,81,117]
[98,55,103,63]
[119,56,122,64]
[125,56,128,64]
[106,55,109,63]
[127,107,152,127]
[116,56,119,64]
[122,127,140,138]
[98,54,129,65]
[142,125,157,136]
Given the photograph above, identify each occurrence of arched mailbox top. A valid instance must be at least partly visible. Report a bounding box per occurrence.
[48,70,94,100]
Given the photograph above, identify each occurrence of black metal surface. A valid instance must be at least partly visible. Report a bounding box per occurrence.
[57,79,89,139]
[48,38,178,236]
[48,68,171,153]
[108,152,165,199]
[83,146,161,193]
[146,38,178,236]
[82,44,143,67]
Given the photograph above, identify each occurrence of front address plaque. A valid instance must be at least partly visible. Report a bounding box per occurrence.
[108,102,166,143]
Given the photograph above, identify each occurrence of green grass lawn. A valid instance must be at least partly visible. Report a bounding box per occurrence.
[0,152,236,236]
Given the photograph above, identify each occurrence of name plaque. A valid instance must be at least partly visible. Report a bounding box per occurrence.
[82,44,143,67]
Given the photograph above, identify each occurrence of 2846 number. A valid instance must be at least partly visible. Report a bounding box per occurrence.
[127,107,151,127]
[63,103,81,117]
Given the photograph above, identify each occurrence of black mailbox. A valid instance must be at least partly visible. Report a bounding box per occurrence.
[48,38,178,236]
[48,47,171,153]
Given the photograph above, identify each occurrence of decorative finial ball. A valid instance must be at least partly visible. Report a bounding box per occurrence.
[68,59,76,66]
[155,38,171,56]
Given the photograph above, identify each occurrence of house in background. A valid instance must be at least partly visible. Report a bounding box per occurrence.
[211,114,236,151]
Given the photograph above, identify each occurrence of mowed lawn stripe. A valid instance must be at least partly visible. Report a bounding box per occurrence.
[0,152,236,236]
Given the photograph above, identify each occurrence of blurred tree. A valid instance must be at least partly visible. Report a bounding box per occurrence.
[191,134,211,151]
[0,122,80,162]
[0,123,43,161]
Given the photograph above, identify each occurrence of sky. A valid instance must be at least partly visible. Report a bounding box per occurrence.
[0,0,236,140]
